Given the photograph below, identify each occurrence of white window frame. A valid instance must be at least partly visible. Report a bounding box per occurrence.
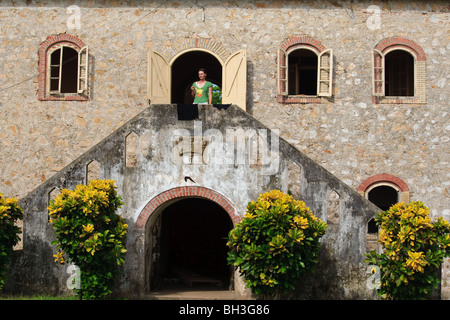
[46,44,89,96]
[372,47,416,98]
[278,46,333,99]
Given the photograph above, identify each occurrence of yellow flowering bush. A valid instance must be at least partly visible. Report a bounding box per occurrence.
[48,180,127,299]
[365,201,450,299]
[227,190,327,298]
[0,194,23,291]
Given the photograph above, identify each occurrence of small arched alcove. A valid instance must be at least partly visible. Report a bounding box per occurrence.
[145,197,233,292]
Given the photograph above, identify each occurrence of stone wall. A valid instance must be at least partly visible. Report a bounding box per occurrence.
[8,104,380,299]
[1,0,448,217]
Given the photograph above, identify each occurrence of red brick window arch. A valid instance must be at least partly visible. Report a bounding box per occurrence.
[136,186,241,229]
[277,36,333,103]
[359,174,410,248]
[38,34,89,101]
[358,173,410,206]
[372,37,426,104]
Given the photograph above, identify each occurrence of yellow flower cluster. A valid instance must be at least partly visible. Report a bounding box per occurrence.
[259,273,277,287]
[377,201,450,274]
[293,216,309,229]
[48,180,119,220]
[258,189,293,204]
[405,251,428,273]
[0,194,21,220]
[377,202,435,251]
[53,250,65,264]
[82,223,94,234]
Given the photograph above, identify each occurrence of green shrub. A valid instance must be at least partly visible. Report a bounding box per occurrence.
[212,84,222,104]
[48,180,127,300]
[227,190,327,298]
[0,194,23,291]
[365,201,450,300]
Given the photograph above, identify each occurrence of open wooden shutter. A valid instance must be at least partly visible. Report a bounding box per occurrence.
[77,46,88,94]
[222,49,247,110]
[49,48,62,95]
[278,49,288,96]
[372,49,384,96]
[148,50,170,104]
[317,49,333,97]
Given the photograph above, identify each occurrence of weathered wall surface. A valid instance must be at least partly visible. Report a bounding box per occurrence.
[7,104,380,299]
[0,0,448,298]
[0,0,448,218]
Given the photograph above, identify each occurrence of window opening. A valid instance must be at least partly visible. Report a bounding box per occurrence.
[125,132,139,168]
[385,50,414,97]
[50,46,78,94]
[288,49,318,95]
[326,190,340,225]
[171,51,222,104]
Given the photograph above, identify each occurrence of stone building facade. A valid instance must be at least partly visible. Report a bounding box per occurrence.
[0,1,448,299]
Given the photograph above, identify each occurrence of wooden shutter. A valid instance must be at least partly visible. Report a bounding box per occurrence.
[317,49,333,97]
[77,46,88,94]
[222,49,247,111]
[372,49,384,96]
[278,49,288,96]
[148,50,170,104]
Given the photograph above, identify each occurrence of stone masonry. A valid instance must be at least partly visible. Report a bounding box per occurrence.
[0,0,449,298]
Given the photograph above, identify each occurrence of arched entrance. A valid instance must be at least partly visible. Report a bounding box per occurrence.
[147,38,247,110]
[136,186,240,294]
[171,51,222,104]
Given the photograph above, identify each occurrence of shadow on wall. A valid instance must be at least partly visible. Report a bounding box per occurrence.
[5,237,62,296]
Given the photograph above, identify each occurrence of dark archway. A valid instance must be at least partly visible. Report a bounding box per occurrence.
[385,50,414,97]
[368,185,399,211]
[150,197,233,291]
[171,51,222,104]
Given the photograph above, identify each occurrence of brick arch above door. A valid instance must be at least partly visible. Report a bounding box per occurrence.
[135,186,241,229]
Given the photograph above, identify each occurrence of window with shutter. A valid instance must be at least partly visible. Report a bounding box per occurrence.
[38,34,89,101]
[48,45,79,95]
[372,37,426,104]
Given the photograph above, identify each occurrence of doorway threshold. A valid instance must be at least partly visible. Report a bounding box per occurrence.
[147,283,236,300]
